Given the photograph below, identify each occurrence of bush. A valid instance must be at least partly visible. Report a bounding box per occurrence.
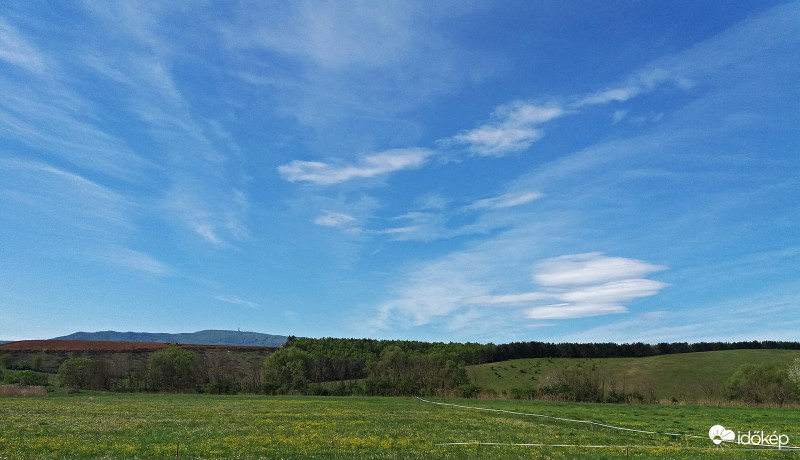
[3,372,19,385]
[306,383,329,396]
[19,370,48,386]
[4,370,48,386]
[58,358,96,390]
[457,384,482,398]
[261,347,311,394]
[0,354,11,370]
[507,387,537,400]
[538,367,605,402]
[726,363,798,406]
[148,345,201,392]
[205,379,239,395]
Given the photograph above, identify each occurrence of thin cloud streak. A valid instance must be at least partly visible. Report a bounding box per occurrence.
[215,295,259,309]
[278,148,432,185]
[0,17,47,73]
[449,102,565,157]
[96,247,171,276]
[466,191,543,210]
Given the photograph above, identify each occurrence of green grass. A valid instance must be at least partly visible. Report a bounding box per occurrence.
[467,349,800,400]
[1,393,799,458]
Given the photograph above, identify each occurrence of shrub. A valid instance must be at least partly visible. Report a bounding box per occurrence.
[507,387,537,400]
[148,345,201,392]
[58,358,96,390]
[18,370,48,386]
[457,384,482,398]
[726,363,797,406]
[205,379,239,395]
[538,367,605,402]
[3,372,20,385]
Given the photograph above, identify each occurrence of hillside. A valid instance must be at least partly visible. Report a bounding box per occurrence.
[52,329,288,347]
[467,349,800,401]
[0,339,276,392]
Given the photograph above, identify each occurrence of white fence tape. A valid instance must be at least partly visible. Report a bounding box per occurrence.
[415,397,800,451]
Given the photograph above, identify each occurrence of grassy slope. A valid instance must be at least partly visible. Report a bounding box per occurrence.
[1,393,799,459]
[467,349,800,400]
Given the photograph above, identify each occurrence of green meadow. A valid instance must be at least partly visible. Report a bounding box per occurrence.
[1,393,799,459]
[468,349,800,401]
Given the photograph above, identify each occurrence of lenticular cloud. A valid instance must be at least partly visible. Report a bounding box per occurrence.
[532,252,666,287]
[467,252,668,320]
[524,253,667,319]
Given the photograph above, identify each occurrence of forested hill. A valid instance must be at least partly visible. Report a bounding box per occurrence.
[52,330,288,347]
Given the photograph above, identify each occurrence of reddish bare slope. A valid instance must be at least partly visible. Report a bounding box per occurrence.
[0,340,277,352]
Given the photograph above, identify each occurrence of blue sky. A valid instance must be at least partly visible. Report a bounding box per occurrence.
[1,1,798,343]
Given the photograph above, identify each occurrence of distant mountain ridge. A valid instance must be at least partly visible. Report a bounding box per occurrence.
[52,330,288,347]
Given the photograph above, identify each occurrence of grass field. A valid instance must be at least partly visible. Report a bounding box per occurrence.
[1,393,799,459]
[467,349,800,401]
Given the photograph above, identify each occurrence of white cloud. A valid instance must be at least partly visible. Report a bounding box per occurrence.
[0,17,46,73]
[415,193,450,210]
[532,252,666,286]
[450,102,565,156]
[575,68,690,107]
[470,253,668,320]
[215,295,259,309]
[465,291,550,306]
[467,190,543,210]
[524,303,628,320]
[97,247,170,276]
[314,210,357,228]
[367,250,494,332]
[377,211,449,242]
[0,158,131,238]
[560,278,666,304]
[227,2,419,70]
[164,186,251,247]
[278,148,432,185]
[314,210,363,234]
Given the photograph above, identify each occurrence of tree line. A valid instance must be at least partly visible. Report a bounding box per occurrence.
[490,340,800,361]
[3,338,799,405]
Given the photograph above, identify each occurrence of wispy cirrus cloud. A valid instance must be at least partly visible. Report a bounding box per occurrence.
[370,189,541,242]
[278,148,432,185]
[0,158,131,238]
[0,159,174,277]
[314,210,358,228]
[465,190,543,210]
[314,210,363,235]
[96,247,170,276]
[0,17,46,73]
[368,250,667,338]
[442,68,690,158]
[575,68,692,107]
[449,102,565,157]
[215,295,259,309]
